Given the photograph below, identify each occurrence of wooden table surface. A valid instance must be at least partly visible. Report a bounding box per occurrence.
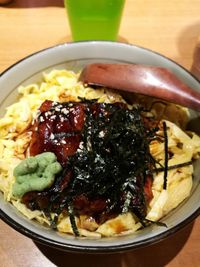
[0,1,200,266]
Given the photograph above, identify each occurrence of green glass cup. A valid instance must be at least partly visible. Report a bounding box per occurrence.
[64,0,125,41]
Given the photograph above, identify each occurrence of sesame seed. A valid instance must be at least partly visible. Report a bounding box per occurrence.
[50,115,56,120]
[49,133,55,140]
[79,141,84,149]
[55,107,61,112]
[99,130,105,138]
[45,111,52,117]
[39,116,44,122]
[61,108,69,115]
[51,101,57,106]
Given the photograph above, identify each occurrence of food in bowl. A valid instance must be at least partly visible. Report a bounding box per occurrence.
[0,68,199,238]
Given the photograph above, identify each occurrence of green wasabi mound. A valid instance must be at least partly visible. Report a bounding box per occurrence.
[12,152,62,197]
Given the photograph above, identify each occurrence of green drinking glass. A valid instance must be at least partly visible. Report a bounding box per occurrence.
[64,0,125,41]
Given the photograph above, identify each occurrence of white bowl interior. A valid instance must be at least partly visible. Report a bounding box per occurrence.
[0,41,199,252]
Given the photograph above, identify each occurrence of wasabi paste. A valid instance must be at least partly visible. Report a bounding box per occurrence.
[12,152,62,197]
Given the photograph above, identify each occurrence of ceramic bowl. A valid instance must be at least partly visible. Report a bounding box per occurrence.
[0,41,199,253]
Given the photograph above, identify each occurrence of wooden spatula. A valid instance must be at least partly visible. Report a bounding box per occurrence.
[79,63,200,111]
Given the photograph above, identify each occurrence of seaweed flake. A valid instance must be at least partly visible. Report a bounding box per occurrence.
[154,161,192,173]
[68,203,80,237]
[163,121,168,190]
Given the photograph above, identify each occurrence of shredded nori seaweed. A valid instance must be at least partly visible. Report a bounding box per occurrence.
[68,203,80,237]
[154,161,192,173]
[163,121,168,190]
[51,102,158,234]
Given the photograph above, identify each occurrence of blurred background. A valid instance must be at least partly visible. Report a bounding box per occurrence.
[1,0,200,75]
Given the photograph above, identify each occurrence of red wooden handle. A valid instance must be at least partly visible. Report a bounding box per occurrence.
[79,63,200,111]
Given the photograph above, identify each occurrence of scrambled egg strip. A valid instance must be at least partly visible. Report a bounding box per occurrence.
[0,69,199,238]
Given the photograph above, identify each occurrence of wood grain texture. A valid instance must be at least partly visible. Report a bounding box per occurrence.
[0,1,200,266]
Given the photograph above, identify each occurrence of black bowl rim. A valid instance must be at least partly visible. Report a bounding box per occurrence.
[0,41,200,253]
